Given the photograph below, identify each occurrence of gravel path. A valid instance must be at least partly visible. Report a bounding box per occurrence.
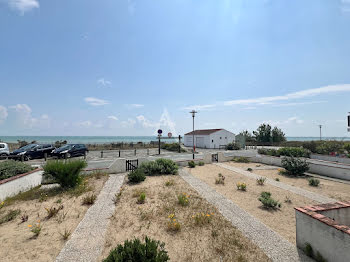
[179,169,312,262]
[56,173,126,262]
[216,163,335,204]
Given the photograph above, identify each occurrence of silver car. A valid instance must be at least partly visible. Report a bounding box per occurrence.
[0,143,10,157]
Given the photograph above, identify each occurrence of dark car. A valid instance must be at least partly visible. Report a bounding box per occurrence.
[52,144,88,159]
[10,144,55,161]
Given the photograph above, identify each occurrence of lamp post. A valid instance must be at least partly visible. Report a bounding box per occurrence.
[190,110,197,160]
[319,125,322,141]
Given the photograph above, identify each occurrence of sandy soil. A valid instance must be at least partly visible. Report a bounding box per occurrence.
[187,164,318,244]
[227,162,350,202]
[100,175,270,262]
[0,174,108,262]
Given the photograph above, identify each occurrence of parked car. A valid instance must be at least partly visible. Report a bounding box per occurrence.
[10,144,55,161]
[0,143,10,157]
[52,144,88,159]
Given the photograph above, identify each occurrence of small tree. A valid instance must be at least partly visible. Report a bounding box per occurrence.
[253,124,272,143]
[271,127,286,143]
[238,130,255,142]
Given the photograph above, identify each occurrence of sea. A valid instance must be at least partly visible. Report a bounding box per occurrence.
[0,136,350,144]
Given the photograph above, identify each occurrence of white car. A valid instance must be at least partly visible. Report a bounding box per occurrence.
[0,143,10,157]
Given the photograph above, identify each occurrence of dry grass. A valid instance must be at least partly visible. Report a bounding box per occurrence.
[100,175,270,262]
[0,174,108,262]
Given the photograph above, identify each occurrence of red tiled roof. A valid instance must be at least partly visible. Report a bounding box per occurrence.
[184,129,223,136]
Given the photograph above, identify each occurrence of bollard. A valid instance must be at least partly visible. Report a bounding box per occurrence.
[44,153,47,161]
[21,155,24,162]
[84,151,87,160]
[119,150,121,157]
[101,151,103,158]
[147,148,149,155]
[134,149,136,156]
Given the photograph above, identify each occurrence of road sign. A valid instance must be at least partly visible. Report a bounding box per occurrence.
[168,132,172,138]
[157,129,162,135]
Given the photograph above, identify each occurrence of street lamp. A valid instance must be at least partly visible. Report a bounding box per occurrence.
[319,125,322,141]
[189,110,197,159]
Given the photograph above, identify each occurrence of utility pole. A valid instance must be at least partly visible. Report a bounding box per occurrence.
[319,125,322,141]
[190,110,197,160]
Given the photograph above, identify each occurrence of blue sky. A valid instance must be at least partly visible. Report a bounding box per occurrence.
[1,0,350,137]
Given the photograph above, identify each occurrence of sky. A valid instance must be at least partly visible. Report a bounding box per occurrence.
[0,0,350,137]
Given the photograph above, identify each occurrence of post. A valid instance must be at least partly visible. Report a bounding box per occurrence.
[158,135,161,155]
[101,151,103,158]
[134,149,136,156]
[119,150,121,157]
[319,125,322,141]
[44,152,47,161]
[21,155,24,162]
[190,110,197,160]
[178,135,181,153]
[147,148,149,155]
[84,151,87,159]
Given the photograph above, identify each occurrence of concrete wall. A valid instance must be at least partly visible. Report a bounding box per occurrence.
[209,130,235,149]
[310,154,350,165]
[296,210,350,262]
[321,208,350,226]
[0,170,43,201]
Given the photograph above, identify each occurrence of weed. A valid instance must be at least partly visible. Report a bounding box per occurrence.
[236,182,247,191]
[0,201,4,210]
[113,192,122,205]
[20,213,29,223]
[45,205,64,219]
[137,192,146,204]
[55,199,62,204]
[198,161,205,166]
[308,178,320,187]
[275,178,280,182]
[177,193,189,206]
[167,214,181,232]
[233,157,250,163]
[39,192,48,202]
[92,170,107,179]
[57,210,68,224]
[247,168,253,172]
[284,196,292,203]
[28,220,41,237]
[256,177,266,185]
[192,212,213,226]
[215,173,225,185]
[0,209,21,224]
[82,194,97,205]
[59,228,72,241]
[165,179,174,187]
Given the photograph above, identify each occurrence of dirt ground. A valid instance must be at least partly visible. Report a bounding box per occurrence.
[100,175,270,262]
[226,162,350,202]
[186,164,318,244]
[0,174,108,262]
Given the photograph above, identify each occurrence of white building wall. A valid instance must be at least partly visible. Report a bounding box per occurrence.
[184,130,235,149]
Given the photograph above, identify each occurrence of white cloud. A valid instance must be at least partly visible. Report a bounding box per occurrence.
[126,104,144,108]
[97,78,111,87]
[158,108,177,136]
[84,97,109,106]
[182,104,216,111]
[121,118,136,128]
[77,120,92,128]
[0,106,8,124]
[108,115,118,121]
[224,84,350,106]
[6,0,39,14]
[136,115,158,128]
[7,104,50,129]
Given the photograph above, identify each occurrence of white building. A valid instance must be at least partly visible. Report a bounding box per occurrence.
[184,129,235,149]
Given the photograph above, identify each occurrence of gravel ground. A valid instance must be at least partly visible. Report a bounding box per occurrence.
[216,163,336,204]
[55,173,126,262]
[179,169,313,262]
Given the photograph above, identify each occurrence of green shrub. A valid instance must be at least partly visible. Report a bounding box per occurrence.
[198,161,205,166]
[236,182,247,191]
[225,143,240,150]
[43,160,87,188]
[308,178,320,187]
[178,193,190,206]
[161,143,185,152]
[0,209,21,225]
[128,169,146,184]
[82,194,97,205]
[247,168,253,172]
[256,177,266,185]
[103,237,169,262]
[0,160,34,181]
[233,157,250,163]
[258,192,281,209]
[139,159,178,175]
[281,157,309,176]
[137,192,146,204]
[188,161,196,168]
[277,147,310,158]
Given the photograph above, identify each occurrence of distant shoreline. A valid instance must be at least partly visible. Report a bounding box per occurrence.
[0,135,349,144]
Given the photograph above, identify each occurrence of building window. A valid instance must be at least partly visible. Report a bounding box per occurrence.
[220,137,222,139]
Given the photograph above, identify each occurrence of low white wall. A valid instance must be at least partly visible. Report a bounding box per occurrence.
[296,210,350,262]
[311,154,350,165]
[0,170,43,201]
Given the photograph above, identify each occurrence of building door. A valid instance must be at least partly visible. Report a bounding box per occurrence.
[196,137,205,148]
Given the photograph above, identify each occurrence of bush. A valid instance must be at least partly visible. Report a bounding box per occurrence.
[0,160,34,181]
[161,143,185,152]
[233,157,250,163]
[277,147,310,158]
[281,157,309,176]
[188,161,196,168]
[137,192,146,204]
[247,168,253,172]
[43,160,87,188]
[198,161,205,166]
[225,143,240,150]
[215,173,225,185]
[103,237,169,262]
[256,177,266,185]
[128,169,146,184]
[236,182,247,191]
[82,194,97,205]
[258,192,281,209]
[308,178,320,187]
[177,193,189,206]
[139,159,178,175]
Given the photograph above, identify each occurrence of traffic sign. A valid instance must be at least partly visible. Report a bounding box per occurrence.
[157,129,162,135]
